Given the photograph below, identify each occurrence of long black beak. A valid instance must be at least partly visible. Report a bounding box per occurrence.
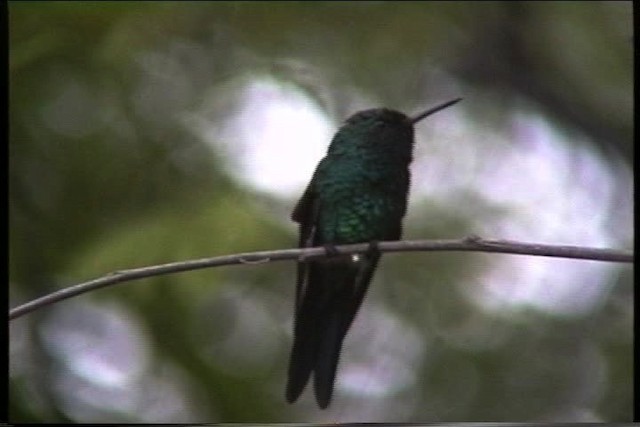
[409,98,462,124]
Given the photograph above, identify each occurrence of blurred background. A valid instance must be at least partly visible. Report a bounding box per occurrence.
[9,1,632,423]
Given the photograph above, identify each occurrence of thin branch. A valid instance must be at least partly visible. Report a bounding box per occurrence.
[9,236,633,320]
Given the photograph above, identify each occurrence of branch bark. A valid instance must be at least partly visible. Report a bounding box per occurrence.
[9,236,633,320]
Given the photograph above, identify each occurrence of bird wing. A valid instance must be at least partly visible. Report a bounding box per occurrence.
[291,179,318,312]
[286,176,321,404]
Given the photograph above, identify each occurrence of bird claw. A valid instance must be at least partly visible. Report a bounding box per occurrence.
[323,244,340,258]
[366,240,380,257]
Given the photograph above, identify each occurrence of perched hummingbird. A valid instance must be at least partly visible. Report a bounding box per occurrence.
[285,98,462,409]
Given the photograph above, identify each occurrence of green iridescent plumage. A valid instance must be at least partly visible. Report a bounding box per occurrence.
[286,99,461,409]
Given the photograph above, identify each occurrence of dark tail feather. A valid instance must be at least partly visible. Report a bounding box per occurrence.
[286,262,324,403]
[286,334,315,403]
[287,254,380,408]
[313,303,348,409]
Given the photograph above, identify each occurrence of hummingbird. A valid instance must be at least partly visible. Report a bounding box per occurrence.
[285,98,462,409]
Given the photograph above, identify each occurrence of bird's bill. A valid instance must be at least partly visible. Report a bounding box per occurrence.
[409,98,462,124]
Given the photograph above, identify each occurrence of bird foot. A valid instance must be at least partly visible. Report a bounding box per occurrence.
[323,243,340,258]
[366,240,380,257]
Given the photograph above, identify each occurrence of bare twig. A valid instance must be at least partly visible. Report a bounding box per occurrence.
[9,236,633,320]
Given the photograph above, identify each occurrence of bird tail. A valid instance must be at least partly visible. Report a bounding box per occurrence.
[286,253,379,408]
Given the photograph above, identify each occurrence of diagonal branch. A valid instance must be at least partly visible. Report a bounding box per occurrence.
[8,236,633,321]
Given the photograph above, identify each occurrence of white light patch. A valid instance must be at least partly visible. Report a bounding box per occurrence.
[411,109,629,316]
[218,78,332,196]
